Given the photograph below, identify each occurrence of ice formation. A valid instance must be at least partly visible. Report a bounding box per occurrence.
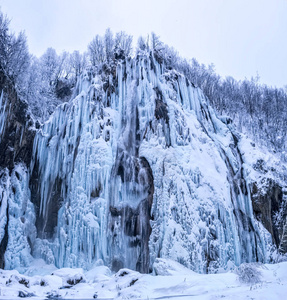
[0,90,8,143]
[0,165,36,270]
[0,53,276,273]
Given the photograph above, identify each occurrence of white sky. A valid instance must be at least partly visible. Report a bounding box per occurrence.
[1,0,287,88]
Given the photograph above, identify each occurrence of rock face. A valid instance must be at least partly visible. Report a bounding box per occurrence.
[251,177,287,254]
[252,180,282,245]
[0,71,36,170]
[0,54,286,274]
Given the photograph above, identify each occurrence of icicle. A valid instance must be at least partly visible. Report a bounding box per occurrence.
[0,90,7,142]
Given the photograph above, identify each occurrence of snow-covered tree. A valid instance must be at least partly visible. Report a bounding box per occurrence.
[0,11,30,91]
[104,28,114,62]
[137,36,148,52]
[114,31,133,57]
[69,50,87,78]
[88,35,105,66]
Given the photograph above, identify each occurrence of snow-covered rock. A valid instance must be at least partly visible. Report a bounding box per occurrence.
[153,258,197,276]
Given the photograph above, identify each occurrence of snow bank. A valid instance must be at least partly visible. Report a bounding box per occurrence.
[0,260,287,299]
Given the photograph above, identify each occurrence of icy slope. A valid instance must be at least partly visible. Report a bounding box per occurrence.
[1,53,284,274]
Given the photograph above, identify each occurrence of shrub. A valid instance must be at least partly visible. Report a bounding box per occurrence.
[236,263,262,285]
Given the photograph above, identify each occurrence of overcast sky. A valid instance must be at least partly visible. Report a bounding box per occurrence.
[1,0,286,88]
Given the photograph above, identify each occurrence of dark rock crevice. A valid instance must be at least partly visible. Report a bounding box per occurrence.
[0,204,9,269]
[29,159,63,240]
[251,179,286,249]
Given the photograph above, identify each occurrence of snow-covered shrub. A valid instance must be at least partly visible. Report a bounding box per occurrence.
[236,263,262,284]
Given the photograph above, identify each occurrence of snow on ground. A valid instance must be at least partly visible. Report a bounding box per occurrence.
[0,259,287,299]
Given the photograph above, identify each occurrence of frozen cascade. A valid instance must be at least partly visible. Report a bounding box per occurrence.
[107,66,154,273]
[30,71,114,268]
[1,53,272,273]
[0,164,36,271]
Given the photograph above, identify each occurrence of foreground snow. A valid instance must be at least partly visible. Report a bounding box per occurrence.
[0,259,286,299]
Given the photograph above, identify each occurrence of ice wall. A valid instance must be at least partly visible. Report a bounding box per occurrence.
[0,164,36,271]
[1,53,272,273]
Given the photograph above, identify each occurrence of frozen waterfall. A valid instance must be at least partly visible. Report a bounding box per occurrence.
[0,53,272,273]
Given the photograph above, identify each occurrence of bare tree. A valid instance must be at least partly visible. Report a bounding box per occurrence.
[70,50,87,78]
[104,28,114,62]
[137,36,148,51]
[115,31,133,57]
[88,35,105,66]
[150,32,163,51]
